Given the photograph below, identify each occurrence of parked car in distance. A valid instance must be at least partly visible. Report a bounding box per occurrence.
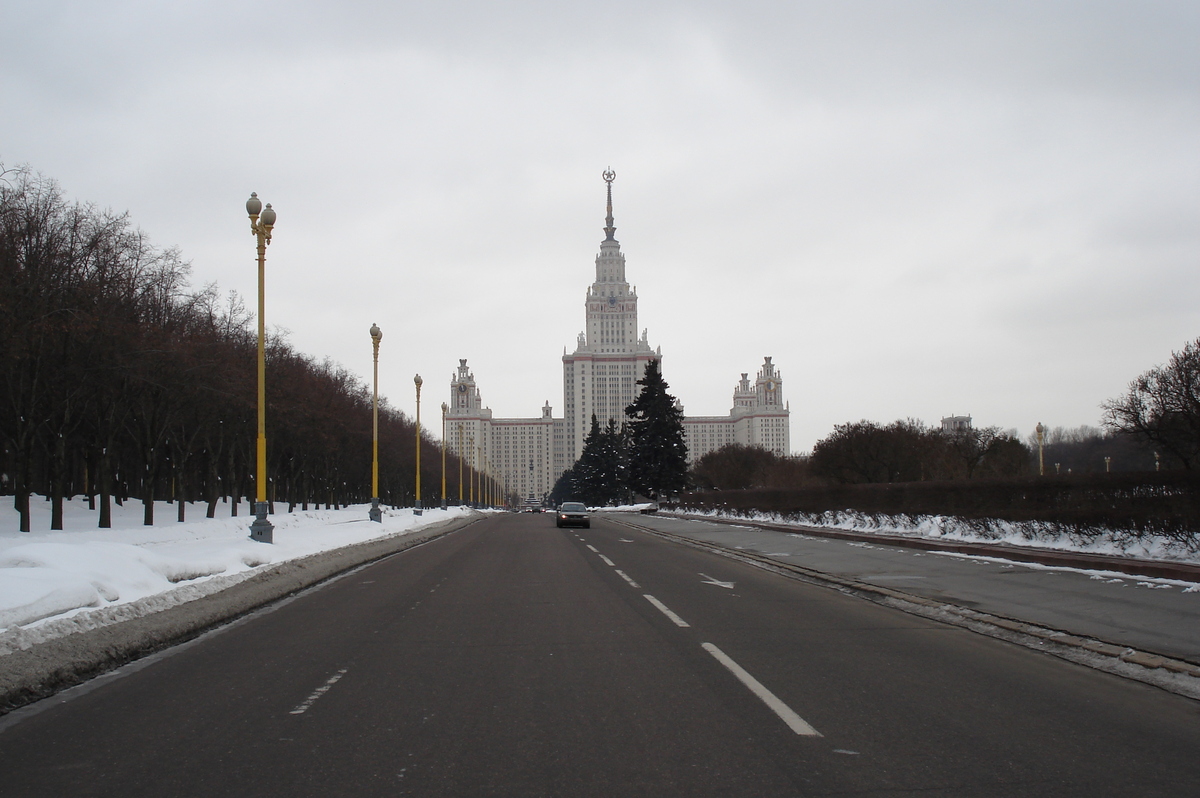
[555,502,590,528]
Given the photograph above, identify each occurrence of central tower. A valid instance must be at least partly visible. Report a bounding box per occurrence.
[586,170,639,354]
[558,170,660,473]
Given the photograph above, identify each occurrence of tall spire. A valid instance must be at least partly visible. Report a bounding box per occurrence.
[602,168,616,241]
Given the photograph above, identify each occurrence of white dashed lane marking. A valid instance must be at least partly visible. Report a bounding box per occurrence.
[702,644,821,737]
[615,569,641,588]
[643,594,690,627]
[290,669,348,716]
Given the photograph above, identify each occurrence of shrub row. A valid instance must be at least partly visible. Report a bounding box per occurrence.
[667,471,1200,548]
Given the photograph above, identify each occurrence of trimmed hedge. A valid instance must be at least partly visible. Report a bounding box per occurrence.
[667,471,1200,547]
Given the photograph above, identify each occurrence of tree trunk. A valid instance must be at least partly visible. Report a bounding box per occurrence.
[98,449,113,528]
[177,466,186,522]
[86,457,95,511]
[143,485,155,525]
[14,490,30,533]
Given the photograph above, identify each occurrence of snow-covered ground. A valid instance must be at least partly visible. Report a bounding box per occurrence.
[590,503,657,513]
[664,508,1200,565]
[0,497,475,648]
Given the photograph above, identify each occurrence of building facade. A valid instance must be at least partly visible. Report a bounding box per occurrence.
[681,357,791,464]
[444,173,790,503]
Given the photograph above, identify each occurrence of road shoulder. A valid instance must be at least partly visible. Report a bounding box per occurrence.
[0,514,479,716]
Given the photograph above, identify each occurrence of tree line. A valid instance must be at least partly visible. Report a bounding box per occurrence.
[1,165,466,532]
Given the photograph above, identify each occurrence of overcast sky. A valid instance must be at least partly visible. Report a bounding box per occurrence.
[4,1,1197,453]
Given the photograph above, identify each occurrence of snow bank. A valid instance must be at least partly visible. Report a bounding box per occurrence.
[666,507,1200,565]
[0,498,473,639]
[589,503,657,513]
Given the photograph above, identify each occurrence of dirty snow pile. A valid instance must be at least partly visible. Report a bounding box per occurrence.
[669,507,1200,565]
[0,497,472,650]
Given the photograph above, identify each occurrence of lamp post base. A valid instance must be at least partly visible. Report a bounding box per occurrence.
[250,502,273,543]
[414,500,423,517]
[369,497,382,523]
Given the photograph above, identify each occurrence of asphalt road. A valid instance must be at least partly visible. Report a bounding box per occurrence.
[1,512,1198,796]
[621,514,1200,661]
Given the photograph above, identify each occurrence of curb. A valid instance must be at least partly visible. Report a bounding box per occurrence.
[665,512,1200,582]
[0,514,481,717]
[614,516,1200,701]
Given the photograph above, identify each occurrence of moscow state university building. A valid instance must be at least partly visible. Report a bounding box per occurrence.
[443,173,790,503]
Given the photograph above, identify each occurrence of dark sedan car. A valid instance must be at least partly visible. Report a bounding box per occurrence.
[555,502,590,528]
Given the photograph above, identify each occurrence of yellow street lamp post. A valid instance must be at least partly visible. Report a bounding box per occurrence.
[467,434,475,507]
[478,443,485,508]
[246,193,276,544]
[457,423,464,505]
[414,374,423,515]
[441,403,448,510]
[369,324,383,523]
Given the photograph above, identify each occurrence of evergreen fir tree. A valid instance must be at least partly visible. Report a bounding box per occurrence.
[624,359,689,500]
[548,467,577,506]
[595,418,628,505]
[573,414,605,505]
[571,415,633,506]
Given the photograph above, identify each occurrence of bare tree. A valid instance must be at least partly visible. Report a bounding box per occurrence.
[1103,338,1200,469]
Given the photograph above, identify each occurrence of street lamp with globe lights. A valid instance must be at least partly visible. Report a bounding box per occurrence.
[369,324,383,522]
[414,374,423,515]
[1035,422,1045,476]
[246,192,276,543]
[441,402,449,510]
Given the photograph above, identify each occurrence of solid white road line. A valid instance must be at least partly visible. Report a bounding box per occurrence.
[599,554,615,566]
[643,594,690,627]
[615,569,641,588]
[290,668,348,715]
[586,544,598,553]
[701,643,821,737]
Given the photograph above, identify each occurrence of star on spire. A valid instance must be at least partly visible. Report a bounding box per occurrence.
[602,168,616,241]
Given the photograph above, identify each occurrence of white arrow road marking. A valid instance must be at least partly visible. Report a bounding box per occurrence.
[699,573,735,589]
[643,594,690,627]
[290,668,348,715]
[702,644,821,737]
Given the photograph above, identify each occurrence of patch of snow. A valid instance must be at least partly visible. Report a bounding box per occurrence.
[0,498,473,640]
[666,507,1200,566]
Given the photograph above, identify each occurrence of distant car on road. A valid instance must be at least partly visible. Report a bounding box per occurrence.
[555,502,590,528]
